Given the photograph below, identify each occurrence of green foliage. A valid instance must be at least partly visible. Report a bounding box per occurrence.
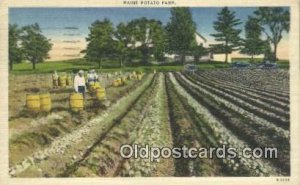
[192,44,209,62]
[210,7,242,63]
[263,41,275,62]
[9,24,23,70]
[114,23,132,67]
[166,7,196,64]
[127,17,167,63]
[21,23,52,70]
[150,21,167,62]
[240,16,266,61]
[85,19,115,68]
[254,7,290,61]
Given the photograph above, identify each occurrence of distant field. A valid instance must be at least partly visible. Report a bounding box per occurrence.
[10,58,289,75]
[10,59,228,74]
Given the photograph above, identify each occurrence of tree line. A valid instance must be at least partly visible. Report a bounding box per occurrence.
[211,7,289,63]
[9,7,289,70]
[9,23,52,70]
[83,8,207,68]
[84,7,290,67]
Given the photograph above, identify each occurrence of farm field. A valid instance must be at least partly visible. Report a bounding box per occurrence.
[9,68,290,177]
[10,59,289,75]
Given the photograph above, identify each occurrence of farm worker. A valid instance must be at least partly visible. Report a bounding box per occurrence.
[92,69,99,82]
[87,70,94,85]
[52,70,59,88]
[74,70,86,98]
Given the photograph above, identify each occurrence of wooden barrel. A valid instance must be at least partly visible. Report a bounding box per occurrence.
[113,80,119,87]
[117,78,123,86]
[89,81,95,86]
[70,93,84,112]
[89,82,101,93]
[132,74,137,80]
[26,94,40,112]
[94,82,101,88]
[59,75,67,87]
[40,93,51,112]
[66,75,72,86]
[96,88,106,101]
[88,82,95,92]
[121,77,127,85]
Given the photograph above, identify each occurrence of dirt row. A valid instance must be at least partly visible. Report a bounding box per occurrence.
[165,74,225,176]
[68,74,174,177]
[11,74,154,177]
[172,72,289,175]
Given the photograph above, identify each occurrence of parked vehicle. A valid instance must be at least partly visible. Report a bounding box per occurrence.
[184,64,198,72]
[258,61,278,69]
[231,61,251,69]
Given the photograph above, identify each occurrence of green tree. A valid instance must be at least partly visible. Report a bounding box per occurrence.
[151,22,167,62]
[127,18,166,63]
[9,24,23,71]
[128,18,150,63]
[166,7,196,64]
[263,40,274,61]
[21,23,52,70]
[114,23,130,67]
[210,7,242,63]
[85,19,115,69]
[254,7,290,62]
[192,44,208,62]
[240,16,266,61]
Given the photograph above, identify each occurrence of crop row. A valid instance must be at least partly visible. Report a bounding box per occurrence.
[10,74,155,177]
[166,75,225,176]
[178,73,289,140]
[119,74,174,177]
[184,73,289,130]
[67,74,161,177]
[199,69,289,96]
[173,73,289,174]
[168,72,283,176]
[192,73,289,117]
[198,70,289,103]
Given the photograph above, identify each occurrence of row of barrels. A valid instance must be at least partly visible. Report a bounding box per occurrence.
[26,91,105,113]
[112,72,144,87]
[53,74,73,87]
[54,71,147,88]
[26,94,52,112]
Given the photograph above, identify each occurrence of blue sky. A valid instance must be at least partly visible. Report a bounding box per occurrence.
[9,7,269,41]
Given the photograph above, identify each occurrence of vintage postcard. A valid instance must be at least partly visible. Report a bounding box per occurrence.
[0,0,299,184]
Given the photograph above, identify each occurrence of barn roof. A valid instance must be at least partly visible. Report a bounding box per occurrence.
[195,32,207,42]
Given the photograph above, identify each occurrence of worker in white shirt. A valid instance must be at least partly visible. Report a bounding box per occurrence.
[74,70,86,98]
[87,70,94,85]
[92,69,99,82]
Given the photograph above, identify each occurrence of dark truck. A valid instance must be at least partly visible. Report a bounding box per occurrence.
[231,61,251,69]
[184,64,198,73]
[258,61,278,69]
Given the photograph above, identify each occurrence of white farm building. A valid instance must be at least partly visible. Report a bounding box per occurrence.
[165,32,232,63]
